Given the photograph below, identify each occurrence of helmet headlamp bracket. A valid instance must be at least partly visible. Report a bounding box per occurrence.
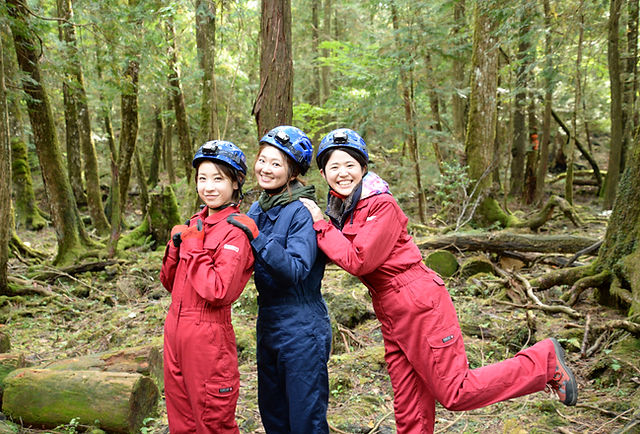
[333,131,348,144]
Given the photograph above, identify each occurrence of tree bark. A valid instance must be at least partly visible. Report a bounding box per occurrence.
[10,137,46,230]
[7,0,88,265]
[164,96,176,184]
[253,0,293,136]
[167,16,193,183]
[195,0,219,143]
[603,0,624,209]
[57,0,109,235]
[0,34,9,296]
[2,368,159,433]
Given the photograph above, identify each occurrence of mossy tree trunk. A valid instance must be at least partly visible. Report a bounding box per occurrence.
[7,0,89,265]
[464,1,515,227]
[117,55,139,214]
[167,15,193,184]
[164,96,176,185]
[10,138,46,230]
[195,0,219,143]
[0,34,10,295]
[595,125,640,314]
[57,0,110,235]
[603,0,624,210]
[253,0,293,136]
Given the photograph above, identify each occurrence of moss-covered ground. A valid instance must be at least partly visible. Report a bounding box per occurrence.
[2,184,639,433]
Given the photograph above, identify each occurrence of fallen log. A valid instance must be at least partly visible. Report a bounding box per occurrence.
[0,353,30,406]
[417,232,600,255]
[2,368,159,433]
[42,344,163,390]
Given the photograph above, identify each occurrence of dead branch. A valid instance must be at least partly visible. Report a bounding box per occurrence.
[32,260,120,282]
[564,239,603,268]
[592,320,640,337]
[580,314,591,358]
[512,272,582,319]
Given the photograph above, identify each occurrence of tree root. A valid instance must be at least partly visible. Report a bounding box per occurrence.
[566,270,611,306]
[512,194,584,232]
[9,232,47,262]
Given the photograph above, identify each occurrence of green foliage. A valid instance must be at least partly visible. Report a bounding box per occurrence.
[432,161,473,225]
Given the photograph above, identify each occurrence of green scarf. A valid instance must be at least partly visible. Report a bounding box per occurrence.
[258,181,317,211]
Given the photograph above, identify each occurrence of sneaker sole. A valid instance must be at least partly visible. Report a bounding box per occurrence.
[550,338,578,406]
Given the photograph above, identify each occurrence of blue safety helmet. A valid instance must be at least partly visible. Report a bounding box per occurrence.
[259,126,313,175]
[192,140,248,187]
[316,128,369,169]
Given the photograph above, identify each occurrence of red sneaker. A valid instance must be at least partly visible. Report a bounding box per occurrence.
[548,338,578,406]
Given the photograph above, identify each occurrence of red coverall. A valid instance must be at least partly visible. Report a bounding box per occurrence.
[313,190,556,434]
[160,206,254,433]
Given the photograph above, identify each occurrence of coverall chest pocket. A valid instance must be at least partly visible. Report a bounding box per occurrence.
[203,234,220,252]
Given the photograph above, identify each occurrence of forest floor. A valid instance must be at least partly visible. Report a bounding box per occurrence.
[2,185,639,434]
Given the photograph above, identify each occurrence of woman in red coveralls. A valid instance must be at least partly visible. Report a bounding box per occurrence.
[160,141,256,433]
[301,128,578,434]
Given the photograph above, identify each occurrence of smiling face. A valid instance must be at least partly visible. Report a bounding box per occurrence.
[196,161,238,214]
[254,145,292,191]
[321,149,366,197]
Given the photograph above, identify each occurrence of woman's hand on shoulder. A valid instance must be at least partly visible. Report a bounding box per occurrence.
[299,198,325,223]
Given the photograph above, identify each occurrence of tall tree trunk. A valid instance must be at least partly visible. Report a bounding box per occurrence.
[603,0,624,209]
[391,1,426,223]
[57,0,109,235]
[0,33,10,294]
[5,41,46,230]
[166,16,193,183]
[61,82,85,206]
[509,8,531,198]
[622,0,639,171]
[195,0,219,143]
[134,147,149,218]
[451,0,467,144]
[567,0,584,205]
[535,0,553,204]
[320,0,331,104]
[147,106,162,189]
[253,0,293,137]
[164,96,176,185]
[311,0,321,106]
[424,51,444,173]
[464,1,513,227]
[523,42,539,205]
[7,0,88,264]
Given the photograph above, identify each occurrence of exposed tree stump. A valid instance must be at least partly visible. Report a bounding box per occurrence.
[2,368,159,433]
[43,344,163,390]
[424,250,459,277]
[458,255,495,279]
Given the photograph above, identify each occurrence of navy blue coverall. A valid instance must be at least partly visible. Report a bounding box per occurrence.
[248,199,332,433]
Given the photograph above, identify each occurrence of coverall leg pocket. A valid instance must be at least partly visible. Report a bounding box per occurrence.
[203,377,240,432]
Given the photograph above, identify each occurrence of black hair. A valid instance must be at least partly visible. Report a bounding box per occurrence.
[317,146,368,172]
[195,160,243,202]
